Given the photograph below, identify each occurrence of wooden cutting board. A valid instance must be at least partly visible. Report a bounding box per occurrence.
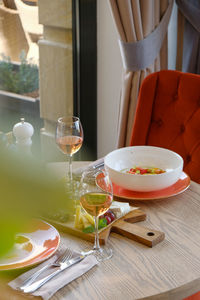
[47,208,165,247]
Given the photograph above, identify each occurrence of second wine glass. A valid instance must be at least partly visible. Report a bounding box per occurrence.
[79,169,113,261]
[56,116,83,182]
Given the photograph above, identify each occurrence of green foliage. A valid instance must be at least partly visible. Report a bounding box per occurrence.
[98,218,108,229]
[82,218,108,234]
[83,225,94,233]
[0,51,39,94]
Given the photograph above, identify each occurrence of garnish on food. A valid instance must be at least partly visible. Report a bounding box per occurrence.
[126,166,165,175]
[74,201,130,233]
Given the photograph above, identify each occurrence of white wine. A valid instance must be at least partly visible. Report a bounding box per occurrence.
[80,192,112,217]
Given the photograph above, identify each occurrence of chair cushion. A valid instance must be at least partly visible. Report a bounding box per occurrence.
[130,70,200,183]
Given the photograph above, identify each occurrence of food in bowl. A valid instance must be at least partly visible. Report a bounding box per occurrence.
[125,166,165,175]
[104,146,183,192]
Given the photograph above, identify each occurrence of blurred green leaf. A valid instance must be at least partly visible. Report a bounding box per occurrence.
[0,148,74,257]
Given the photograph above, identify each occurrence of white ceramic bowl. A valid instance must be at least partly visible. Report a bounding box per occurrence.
[104,146,183,192]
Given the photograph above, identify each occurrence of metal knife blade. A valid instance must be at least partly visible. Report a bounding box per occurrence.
[92,161,104,169]
[21,255,85,294]
[73,159,104,180]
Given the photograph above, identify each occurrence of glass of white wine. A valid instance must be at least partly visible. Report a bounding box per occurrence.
[79,169,113,261]
[56,116,83,182]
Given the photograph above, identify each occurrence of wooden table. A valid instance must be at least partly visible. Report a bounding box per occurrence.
[45,162,200,300]
[2,161,200,299]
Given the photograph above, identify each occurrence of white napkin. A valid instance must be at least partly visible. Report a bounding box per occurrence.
[73,157,104,179]
[9,250,98,300]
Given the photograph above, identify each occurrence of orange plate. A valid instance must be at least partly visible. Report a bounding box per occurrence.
[0,219,60,270]
[98,172,190,201]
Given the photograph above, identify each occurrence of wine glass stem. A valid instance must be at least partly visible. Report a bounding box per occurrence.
[67,155,73,181]
[93,216,100,251]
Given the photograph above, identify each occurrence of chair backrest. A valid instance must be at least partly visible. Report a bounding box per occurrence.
[130,70,200,183]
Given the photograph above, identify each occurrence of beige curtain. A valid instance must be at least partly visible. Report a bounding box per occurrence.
[109,0,173,148]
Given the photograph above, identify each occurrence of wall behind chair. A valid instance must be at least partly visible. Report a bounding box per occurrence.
[97,0,123,158]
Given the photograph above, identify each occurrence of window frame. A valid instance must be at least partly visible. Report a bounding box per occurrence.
[72,0,97,160]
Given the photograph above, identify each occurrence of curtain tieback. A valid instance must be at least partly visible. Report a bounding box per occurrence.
[176,0,200,33]
[119,0,174,71]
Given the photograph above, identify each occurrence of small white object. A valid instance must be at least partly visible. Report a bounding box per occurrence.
[110,201,131,218]
[105,146,183,192]
[13,118,34,152]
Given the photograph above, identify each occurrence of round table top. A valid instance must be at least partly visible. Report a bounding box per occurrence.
[2,161,200,300]
[47,161,200,300]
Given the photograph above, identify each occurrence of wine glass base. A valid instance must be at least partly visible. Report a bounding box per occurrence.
[94,247,113,262]
[82,247,113,262]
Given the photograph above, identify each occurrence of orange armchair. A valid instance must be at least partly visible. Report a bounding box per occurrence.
[130,70,200,184]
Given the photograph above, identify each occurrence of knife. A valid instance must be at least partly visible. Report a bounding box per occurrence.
[21,254,85,294]
[73,159,104,180]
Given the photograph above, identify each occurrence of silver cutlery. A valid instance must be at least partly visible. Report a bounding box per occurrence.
[91,161,104,170]
[21,254,85,294]
[19,248,73,290]
[73,160,104,180]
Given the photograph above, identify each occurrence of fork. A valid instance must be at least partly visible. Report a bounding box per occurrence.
[19,248,73,290]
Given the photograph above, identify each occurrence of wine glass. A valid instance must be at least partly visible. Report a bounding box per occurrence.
[79,169,113,261]
[56,116,83,183]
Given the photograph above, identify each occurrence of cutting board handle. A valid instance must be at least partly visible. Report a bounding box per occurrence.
[112,219,165,247]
